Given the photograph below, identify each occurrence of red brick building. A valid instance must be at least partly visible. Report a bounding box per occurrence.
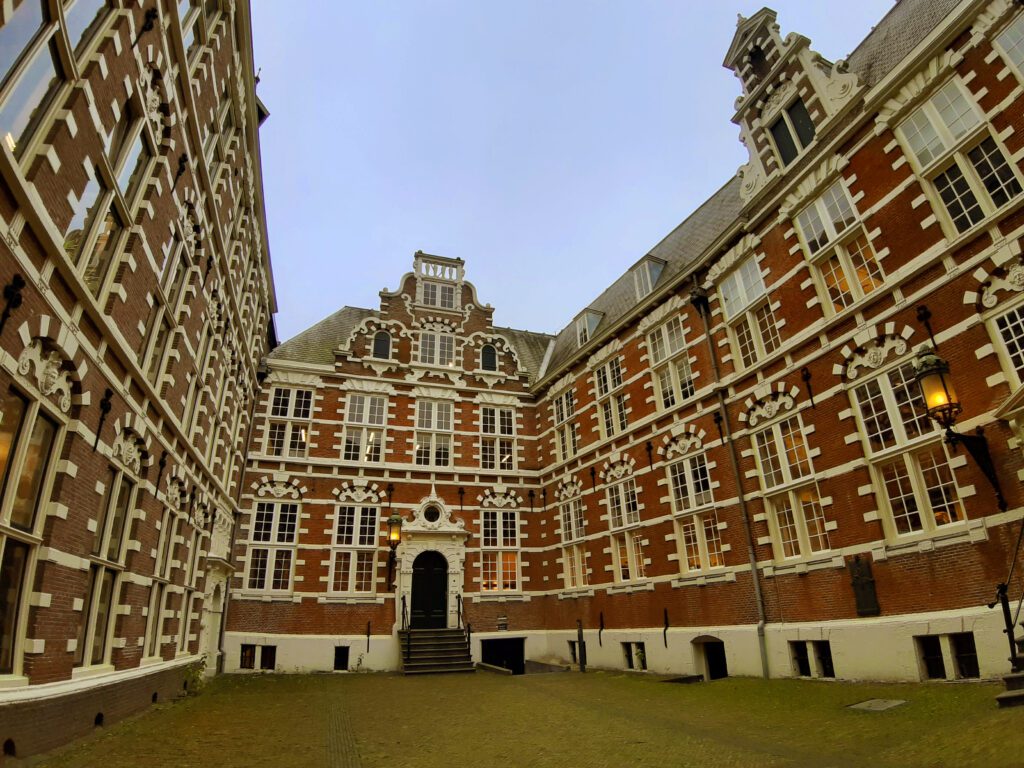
[228,0,1024,686]
[0,0,275,759]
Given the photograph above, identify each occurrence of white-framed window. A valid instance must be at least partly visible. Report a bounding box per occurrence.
[178,0,220,61]
[144,507,180,659]
[560,496,589,589]
[851,360,965,536]
[752,415,812,491]
[480,344,498,372]
[633,258,665,300]
[330,505,377,594]
[613,530,646,582]
[371,330,391,359]
[993,303,1024,387]
[480,406,515,471]
[246,501,298,591]
[176,527,202,653]
[768,97,815,166]
[420,279,456,309]
[606,477,640,529]
[266,387,312,458]
[575,311,601,348]
[765,485,830,560]
[667,452,723,571]
[898,79,1021,234]
[552,388,579,462]
[414,400,452,467]
[996,12,1024,75]
[76,464,136,668]
[343,394,385,463]
[648,316,694,409]
[481,509,518,591]
[718,255,780,368]
[418,331,455,366]
[595,357,628,438]
[0,387,60,676]
[795,180,885,314]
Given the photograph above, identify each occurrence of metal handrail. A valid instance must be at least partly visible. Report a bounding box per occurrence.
[401,594,411,665]
[456,593,462,629]
[401,594,408,632]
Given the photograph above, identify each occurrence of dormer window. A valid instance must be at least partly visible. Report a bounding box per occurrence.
[575,310,602,348]
[421,280,455,309]
[632,257,665,301]
[769,98,815,166]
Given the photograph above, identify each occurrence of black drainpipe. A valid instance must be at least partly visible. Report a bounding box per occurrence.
[690,282,769,679]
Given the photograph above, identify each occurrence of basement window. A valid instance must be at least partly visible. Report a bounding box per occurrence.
[259,645,277,671]
[240,644,255,669]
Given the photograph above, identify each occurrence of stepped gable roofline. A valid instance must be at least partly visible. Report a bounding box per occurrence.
[268,306,378,365]
[534,0,963,392]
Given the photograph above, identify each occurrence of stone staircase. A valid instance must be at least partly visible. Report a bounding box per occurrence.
[997,630,1024,707]
[398,628,475,675]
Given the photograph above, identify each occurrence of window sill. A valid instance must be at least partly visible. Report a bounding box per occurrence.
[317,594,385,605]
[71,664,116,681]
[874,519,985,560]
[234,591,300,603]
[607,580,655,595]
[472,592,529,603]
[762,553,844,578]
[557,588,595,600]
[671,569,737,588]
[0,674,29,690]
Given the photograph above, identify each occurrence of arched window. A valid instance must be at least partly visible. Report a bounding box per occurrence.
[372,331,391,359]
[481,344,497,371]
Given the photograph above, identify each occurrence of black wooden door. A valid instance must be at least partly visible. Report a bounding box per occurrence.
[411,551,448,629]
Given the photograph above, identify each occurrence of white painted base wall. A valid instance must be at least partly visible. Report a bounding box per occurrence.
[224,603,1011,682]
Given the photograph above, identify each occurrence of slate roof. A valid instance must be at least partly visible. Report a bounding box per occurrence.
[494,326,556,382]
[269,306,377,365]
[536,0,962,385]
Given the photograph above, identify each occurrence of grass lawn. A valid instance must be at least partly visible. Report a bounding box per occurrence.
[24,671,1022,768]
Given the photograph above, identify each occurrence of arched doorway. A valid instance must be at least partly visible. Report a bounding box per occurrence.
[411,551,448,628]
[692,635,728,680]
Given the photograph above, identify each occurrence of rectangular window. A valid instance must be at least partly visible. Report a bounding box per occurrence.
[853,363,963,536]
[418,332,455,366]
[331,506,377,594]
[899,80,1021,233]
[562,543,589,589]
[480,406,515,471]
[667,453,713,512]
[719,256,779,367]
[648,316,694,409]
[752,416,811,491]
[481,510,518,591]
[246,502,298,591]
[995,305,1024,385]
[613,531,646,582]
[766,486,830,560]
[678,510,725,572]
[414,400,452,467]
[560,496,586,542]
[595,358,627,438]
[343,394,386,463]
[266,388,312,459]
[421,280,456,308]
[769,98,815,166]
[606,478,640,530]
[553,389,579,461]
[0,3,61,157]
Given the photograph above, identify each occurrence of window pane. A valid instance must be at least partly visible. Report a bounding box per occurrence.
[0,2,46,85]
[735,317,757,367]
[902,109,945,167]
[293,390,312,419]
[247,548,268,588]
[780,418,810,480]
[681,517,700,570]
[276,503,298,543]
[997,306,1024,381]
[787,99,815,148]
[501,551,517,590]
[89,569,116,664]
[967,137,1022,209]
[888,363,932,442]
[755,430,783,488]
[271,550,291,590]
[855,377,896,451]
[336,507,355,545]
[917,446,963,527]
[9,411,56,532]
[774,498,800,558]
[354,552,374,591]
[104,476,133,561]
[881,459,923,534]
[997,15,1024,71]
[798,488,829,552]
[372,331,390,359]
[932,81,979,140]
[797,204,828,255]
[332,551,351,592]
[821,253,853,312]
[820,182,857,235]
[0,539,30,674]
[847,234,884,296]
[83,207,123,296]
[755,304,781,355]
[770,117,798,166]
[0,39,59,156]
[481,551,497,590]
[934,162,983,233]
[64,0,109,53]
[0,390,29,510]
[703,512,724,567]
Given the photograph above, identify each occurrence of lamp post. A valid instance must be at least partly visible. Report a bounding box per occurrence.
[386,511,403,591]
[914,345,1018,667]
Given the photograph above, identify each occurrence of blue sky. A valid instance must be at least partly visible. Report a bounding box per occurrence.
[251,1,897,341]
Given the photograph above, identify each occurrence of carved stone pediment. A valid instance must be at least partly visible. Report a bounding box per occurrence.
[555,477,583,501]
[112,431,145,475]
[18,339,73,412]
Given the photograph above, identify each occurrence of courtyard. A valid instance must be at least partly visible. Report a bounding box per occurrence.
[21,671,1023,768]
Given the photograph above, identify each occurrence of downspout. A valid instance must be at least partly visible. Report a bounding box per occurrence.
[689,283,770,679]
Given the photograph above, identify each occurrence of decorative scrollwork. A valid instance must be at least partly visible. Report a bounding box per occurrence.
[17,339,72,412]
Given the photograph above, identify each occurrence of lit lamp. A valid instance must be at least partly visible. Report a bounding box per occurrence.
[386,510,403,590]
[914,346,962,430]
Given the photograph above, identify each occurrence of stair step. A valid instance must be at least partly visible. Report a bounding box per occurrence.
[402,653,473,663]
[997,688,1024,708]
[1003,672,1024,691]
[403,665,476,675]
